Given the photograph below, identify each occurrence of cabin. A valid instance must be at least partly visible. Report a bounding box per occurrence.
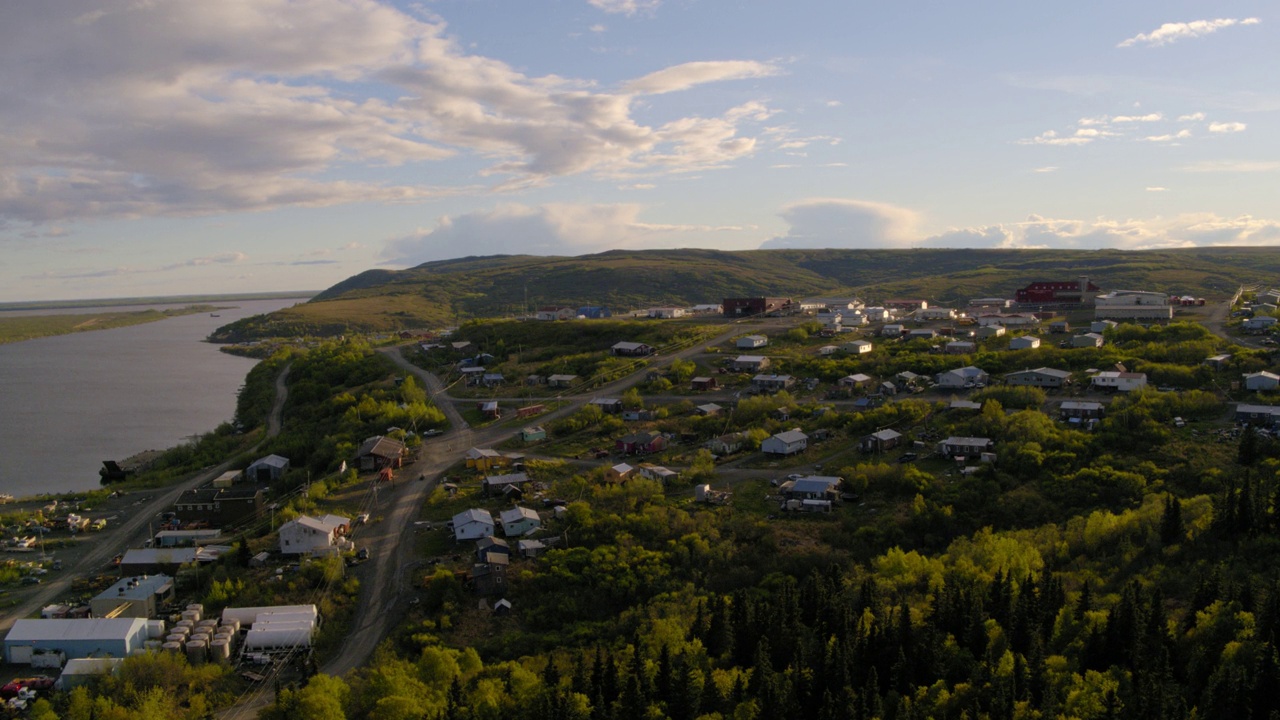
[1090,371,1148,392]
[860,429,903,453]
[691,376,718,391]
[612,341,655,357]
[752,374,796,393]
[938,437,994,460]
[736,335,768,349]
[357,435,405,471]
[1004,367,1072,388]
[615,432,667,455]
[481,473,531,497]
[451,509,496,541]
[499,507,541,537]
[732,355,770,372]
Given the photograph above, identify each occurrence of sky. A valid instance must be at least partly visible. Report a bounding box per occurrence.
[2,0,1278,302]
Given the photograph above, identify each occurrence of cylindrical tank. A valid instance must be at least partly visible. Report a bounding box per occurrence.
[186,603,204,615]
[214,630,234,644]
[191,628,213,642]
[185,639,207,665]
[198,619,219,630]
[146,619,166,639]
[174,619,195,632]
[180,610,201,624]
[165,633,188,645]
[221,618,241,634]
[143,640,162,651]
[209,638,231,664]
[244,627,312,651]
[161,642,183,653]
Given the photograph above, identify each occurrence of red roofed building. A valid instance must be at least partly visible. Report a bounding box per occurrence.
[1015,278,1101,305]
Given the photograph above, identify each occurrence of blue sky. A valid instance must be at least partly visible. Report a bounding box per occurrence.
[2,0,1276,301]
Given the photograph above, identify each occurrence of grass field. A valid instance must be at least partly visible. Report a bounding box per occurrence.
[0,305,223,344]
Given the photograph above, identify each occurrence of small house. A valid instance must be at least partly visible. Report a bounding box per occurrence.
[1071,333,1105,348]
[460,366,487,385]
[780,476,842,502]
[1009,336,1041,350]
[1236,404,1280,427]
[818,345,839,356]
[357,435,406,471]
[606,463,635,483]
[732,355,770,372]
[589,398,624,414]
[976,325,1006,339]
[482,473,531,497]
[1004,367,1072,388]
[762,430,808,456]
[475,537,511,563]
[1049,321,1071,334]
[517,539,547,558]
[1205,354,1233,370]
[1091,320,1119,333]
[616,432,667,455]
[637,464,680,484]
[1090,371,1148,392]
[691,376,718,391]
[499,507,541,537]
[752,374,796,393]
[520,426,546,443]
[936,366,989,389]
[695,403,723,416]
[945,341,976,355]
[478,400,502,419]
[246,455,290,482]
[906,328,938,340]
[1060,401,1105,420]
[466,448,510,472]
[938,436,994,460]
[279,514,350,556]
[452,509,496,541]
[860,429,903,453]
[736,335,768,349]
[843,340,873,354]
[1244,371,1280,392]
[547,374,578,388]
[707,433,746,456]
[839,373,873,389]
[612,341,655,357]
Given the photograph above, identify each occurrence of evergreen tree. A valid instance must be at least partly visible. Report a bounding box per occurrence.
[1160,494,1185,546]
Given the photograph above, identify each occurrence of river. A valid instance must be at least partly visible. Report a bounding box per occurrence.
[0,298,306,498]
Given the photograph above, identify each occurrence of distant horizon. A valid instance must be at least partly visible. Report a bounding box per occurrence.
[0,290,318,311]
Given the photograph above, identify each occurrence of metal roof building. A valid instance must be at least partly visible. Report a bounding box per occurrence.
[4,618,150,665]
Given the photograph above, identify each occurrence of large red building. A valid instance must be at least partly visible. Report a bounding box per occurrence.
[1015,278,1100,305]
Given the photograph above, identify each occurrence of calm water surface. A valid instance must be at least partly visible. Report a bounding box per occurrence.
[0,298,304,497]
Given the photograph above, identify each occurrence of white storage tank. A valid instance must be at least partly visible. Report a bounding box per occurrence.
[180,610,201,624]
[198,619,219,630]
[174,620,194,633]
[161,642,183,654]
[221,604,318,628]
[244,626,312,651]
[143,640,162,652]
[221,618,241,634]
[186,603,204,616]
[146,620,166,639]
[165,633,188,646]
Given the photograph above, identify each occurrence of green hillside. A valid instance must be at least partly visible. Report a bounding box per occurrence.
[210,247,1280,341]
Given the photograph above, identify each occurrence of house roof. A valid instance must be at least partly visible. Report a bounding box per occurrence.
[941,436,992,447]
[476,536,509,550]
[1008,367,1072,379]
[1245,371,1280,381]
[358,435,405,459]
[589,397,621,405]
[696,403,723,413]
[790,478,841,494]
[452,509,495,527]
[950,400,983,410]
[842,373,872,382]
[1237,404,1280,415]
[1061,401,1104,410]
[93,574,174,603]
[613,341,651,351]
[468,448,502,459]
[869,429,902,441]
[735,355,767,363]
[547,374,578,382]
[499,507,540,524]
[753,374,794,382]
[691,376,713,383]
[5,618,149,644]
[249,454,289,470]
[484,473,529,487]
[1092,371,1146,379]
[120,548,199,565]
[611,463,635,474]
[772,430,808,444]
[942,366,987,378]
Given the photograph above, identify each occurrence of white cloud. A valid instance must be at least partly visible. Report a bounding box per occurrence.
[1146,187,1169,192]
[1144,129,1192,142]
[1111,113,1163,123]
[1209,121,1247,133]
[1017,130,1093,146]
[382,203,748,265]
[623,60,780,95]
[759,199,920,249]
[1034,167,1059,173]
[589,24,607,33]
[1178,112,1206,121]
[1118,17,1260,48]
[588,0,661,15]
[0,0,779,227]
[1180,160,1280,173]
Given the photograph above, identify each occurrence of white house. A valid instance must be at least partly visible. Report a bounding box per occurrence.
[976,325,1006,339]
[1244,316,1279,333]
[863,307,891,322]
[945,341,976,355]
[452,509,496,541]
[938,437,994,459]
[1091,319,1119,333]
[648,307,686,319]
[1090,371,1148,392]
[1244,371,1280,391]
[916,307,957,321]
[499,507,541,537]
[1071,333,1105,348]
[278,514,350,556]
[843,339,873,354]
[818,345,839,356]
[736,335,768,349]
[936,366,989,389]
[882,324,906,337]
[1009,336,1041,350]
[762,430,808,456]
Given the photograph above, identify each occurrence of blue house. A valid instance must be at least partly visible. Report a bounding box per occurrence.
[578,306,612,319]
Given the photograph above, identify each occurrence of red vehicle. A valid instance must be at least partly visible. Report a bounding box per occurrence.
[1,676,54,698]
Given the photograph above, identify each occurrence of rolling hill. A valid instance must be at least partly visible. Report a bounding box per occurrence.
[209,247,1280,341]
